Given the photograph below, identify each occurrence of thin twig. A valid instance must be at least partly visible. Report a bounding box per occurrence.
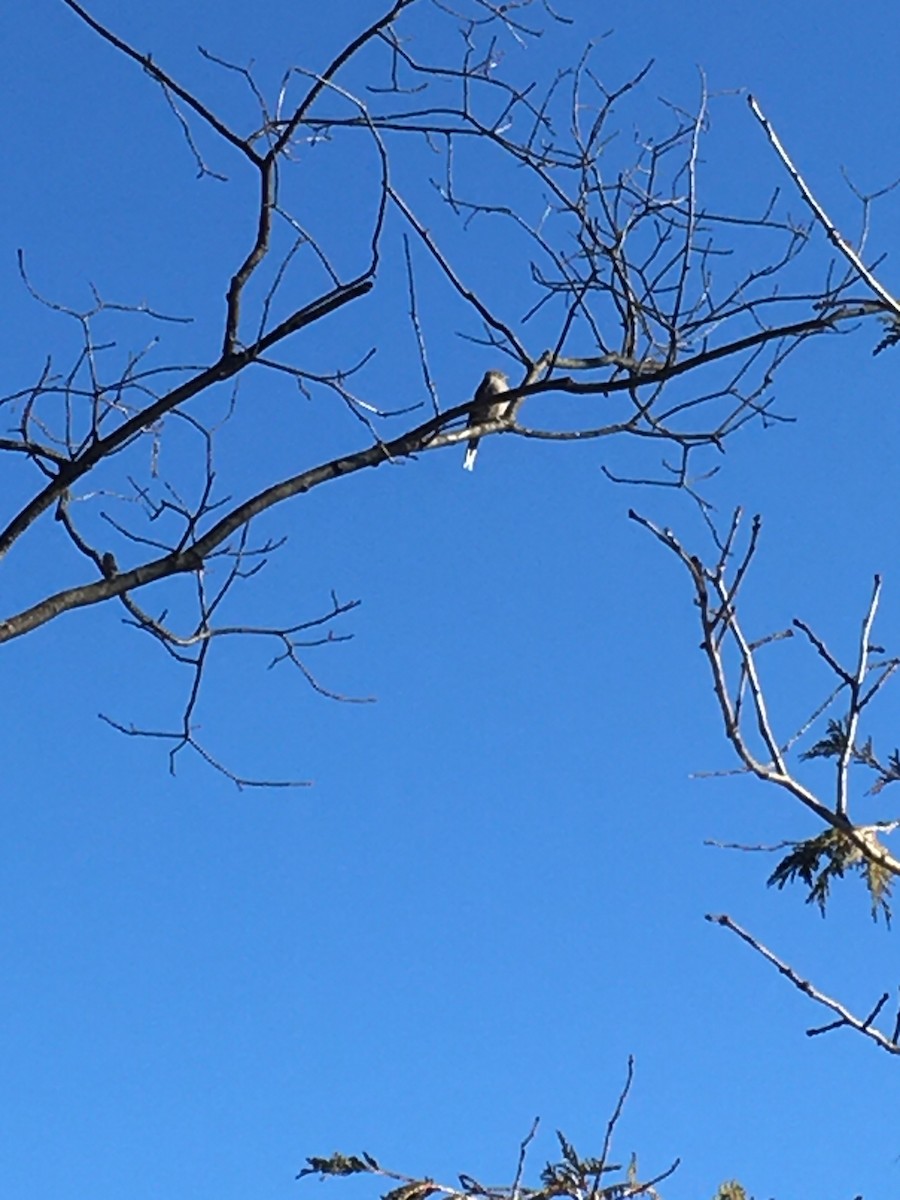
[707,912,900,1054]
[748,95,900,319]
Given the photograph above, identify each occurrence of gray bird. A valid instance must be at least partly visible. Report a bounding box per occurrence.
[462,370,511,471]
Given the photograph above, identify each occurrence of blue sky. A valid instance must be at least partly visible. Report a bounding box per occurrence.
[3,2,900,1198]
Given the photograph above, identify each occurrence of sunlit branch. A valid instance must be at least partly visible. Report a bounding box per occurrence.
[707,912,900,1055]
[630,509,900,884]
[749,94,900,319]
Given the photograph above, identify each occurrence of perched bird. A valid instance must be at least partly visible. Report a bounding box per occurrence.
[462,370,511,471]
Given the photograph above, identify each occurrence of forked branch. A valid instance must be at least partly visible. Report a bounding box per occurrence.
[635,509,900,1046]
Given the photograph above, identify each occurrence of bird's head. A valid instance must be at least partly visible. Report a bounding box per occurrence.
[482,369,509,391]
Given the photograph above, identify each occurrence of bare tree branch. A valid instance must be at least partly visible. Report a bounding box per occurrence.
[707,913,900,1056]
[748,94,900,320]
[7,1,899,780]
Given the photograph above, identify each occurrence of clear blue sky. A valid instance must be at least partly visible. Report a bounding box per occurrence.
[3,2,900,1198]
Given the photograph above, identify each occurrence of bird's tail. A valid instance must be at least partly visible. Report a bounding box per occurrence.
[462,439,479,471]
